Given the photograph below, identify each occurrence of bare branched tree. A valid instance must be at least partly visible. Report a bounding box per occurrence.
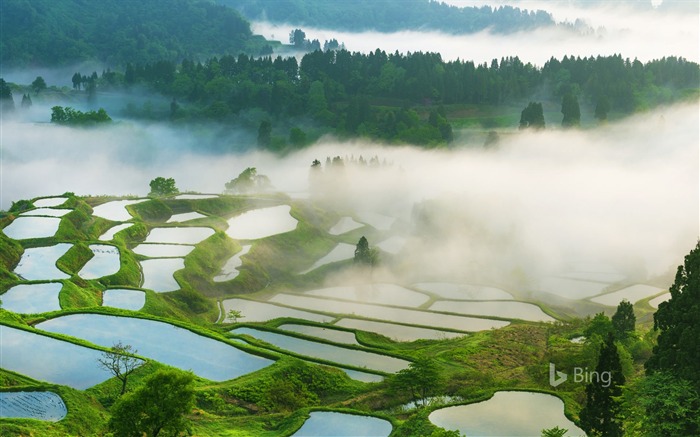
[98,341,143,396]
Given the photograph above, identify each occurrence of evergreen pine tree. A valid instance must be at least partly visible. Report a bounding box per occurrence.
[580,333,625,437]
[646,241,700,392]
[611,299,635,340]
[561,93,581,127]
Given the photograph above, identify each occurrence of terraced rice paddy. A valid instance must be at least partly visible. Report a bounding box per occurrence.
[2,216,61,240]
[213,245,251,282]
[429,301,554,322]
[91,199,143,221]
[0,282,63,314]
[225,205,298,240]
[221,299,333,323]
[98,223,132,241]
[270,294,510,332]
[429,391,585,436]
[144,227,215,245]
[140,258,184,292]
[232,327,408,373]
[77,244,121,279]
[328,216,364,235]
[132,243,195,258]
[0,392,67,421]
[291,411,392,436]
[37,314,274,381]
[14,244,72,280]
[335,318,464,342]
[590,284,665,306]
[0,326,114,389]
[102,288,146,310]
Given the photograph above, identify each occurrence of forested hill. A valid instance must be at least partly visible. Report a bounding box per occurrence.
[0,0,272,68]
[223,0,555,34]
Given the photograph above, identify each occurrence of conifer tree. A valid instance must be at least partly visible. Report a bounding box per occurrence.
[579,333,625,437]
[611,299,635,340]
[646,241,700,392]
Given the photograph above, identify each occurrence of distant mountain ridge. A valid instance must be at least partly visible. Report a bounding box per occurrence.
[0,0,270,68]
[222,0,555,34]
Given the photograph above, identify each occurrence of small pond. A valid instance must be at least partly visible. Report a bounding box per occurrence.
[32,197,67,208]
[0,391,67,422]
[140,258,184,292]
[2,216,61,240]
[225,205,298,240]
[356,211,395,231]
[167,212,207,223]
[376,236,407,254]
[649,292,671,309]
[78,244,121,279]
[14,244,72,281]
[429,301,555,322]
[278,324,360,345]
[102,288,146,311]
[538,277,610,300]
[132,243,195,258]
[221,299,333,323]
[0,282,62,314]
[270,294,509,332]
[91,199,143,221]
[232,328,408,373]
[21,208,71,217]
[213,245,251,282]
[144,227,215,245]
[335,319,464,342]
[429,391,585,436]
[99,223,132,241]
[590,284,665,306]
[300,243,355,274]
[37,314,274,381]
[412,282,514,300]
[305,284,429,307]
[0,325,114,389]
[292,411,392,437]
[328,216,364,235]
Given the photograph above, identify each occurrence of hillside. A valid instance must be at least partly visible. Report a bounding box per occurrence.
[0,0,271,68]
[224,0,555,34]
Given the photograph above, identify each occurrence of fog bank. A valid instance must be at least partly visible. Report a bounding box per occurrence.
[2,103,697,288]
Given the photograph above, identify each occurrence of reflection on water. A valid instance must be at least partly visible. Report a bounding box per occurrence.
[37,314,274,381]
[292,411,392,437]
[429,391,585,436]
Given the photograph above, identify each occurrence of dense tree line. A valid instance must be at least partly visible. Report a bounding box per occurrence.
[0,0,269,67]
[77,50,698,146]
[225,0,556,34]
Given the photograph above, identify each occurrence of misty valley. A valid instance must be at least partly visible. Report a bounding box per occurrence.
[1,1,699,436]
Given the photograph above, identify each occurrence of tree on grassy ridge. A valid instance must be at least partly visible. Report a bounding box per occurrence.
[611,299,635,341]
[391,358,443,407]
[109,369,195,437]
[149,177,179,197]
[98,341,144,396]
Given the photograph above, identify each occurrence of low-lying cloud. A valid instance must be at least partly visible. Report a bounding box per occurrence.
[2,102,697,296]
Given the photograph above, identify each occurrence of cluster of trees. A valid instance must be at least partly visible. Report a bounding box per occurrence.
[224,167,272,194]
[50,106,112,125]
[227,0,556,34]
[75,50,697,145]
[149,177,179,197]
[573,242,700,436]
[0,0,268,67]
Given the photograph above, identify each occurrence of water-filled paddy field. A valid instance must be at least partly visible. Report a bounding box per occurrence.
[429,391,585,436]
[37,314,274,381]
[0,391,67,421]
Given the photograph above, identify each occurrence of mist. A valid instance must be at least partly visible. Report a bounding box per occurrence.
[252,1,698,65]
[2,102,697,298]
